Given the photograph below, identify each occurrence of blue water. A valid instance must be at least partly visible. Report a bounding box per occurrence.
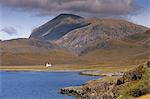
[0,71,100,99]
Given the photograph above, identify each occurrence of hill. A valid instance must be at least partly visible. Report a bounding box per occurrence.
[1,38,58,53]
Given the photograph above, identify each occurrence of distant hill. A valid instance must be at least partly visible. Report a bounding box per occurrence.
[1,38,58,53]
[1,14,149,66]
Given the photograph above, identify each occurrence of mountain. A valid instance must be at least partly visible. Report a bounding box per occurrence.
[29,14,90,40]
[55,18,148,54]
[30,14,148,54]
[1,14,150,66]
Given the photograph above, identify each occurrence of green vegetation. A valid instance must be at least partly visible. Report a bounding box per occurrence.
[116,64,150,99]
[118,80,150,99]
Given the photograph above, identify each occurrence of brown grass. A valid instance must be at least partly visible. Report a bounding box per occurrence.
[1,40,149,68]
[136,94,150,99]
[0,64,135,73]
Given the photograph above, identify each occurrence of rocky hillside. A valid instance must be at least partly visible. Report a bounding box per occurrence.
[30,14,90,40]
[55,18,148,54]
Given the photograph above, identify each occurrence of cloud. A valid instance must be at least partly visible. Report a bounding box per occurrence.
[0,0,140,17]
[1,27,18,35]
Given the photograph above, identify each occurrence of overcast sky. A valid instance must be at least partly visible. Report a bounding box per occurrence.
[0,0,150,40]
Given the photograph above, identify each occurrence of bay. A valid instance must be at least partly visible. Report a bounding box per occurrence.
[0,71,100,99]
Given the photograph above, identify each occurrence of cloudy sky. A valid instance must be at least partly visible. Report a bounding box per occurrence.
[0,0,150,40]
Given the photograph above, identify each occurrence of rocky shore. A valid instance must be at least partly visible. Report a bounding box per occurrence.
[60,61,150,99]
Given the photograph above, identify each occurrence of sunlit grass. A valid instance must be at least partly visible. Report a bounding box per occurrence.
[117,67,150,99]
[0,65,134,72]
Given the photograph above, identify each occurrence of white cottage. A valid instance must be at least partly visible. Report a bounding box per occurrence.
[46,63,52,67]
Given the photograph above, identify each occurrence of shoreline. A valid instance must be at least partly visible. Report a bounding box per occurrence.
[0,65,132,76]
[0,69,123,77]
[0,69,85,72]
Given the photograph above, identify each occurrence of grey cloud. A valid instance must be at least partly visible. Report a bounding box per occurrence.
[0,0,140,17]
[1,27,18,35]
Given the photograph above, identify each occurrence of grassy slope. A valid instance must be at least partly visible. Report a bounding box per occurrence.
[82,40,148,66]
[1,40,148,67]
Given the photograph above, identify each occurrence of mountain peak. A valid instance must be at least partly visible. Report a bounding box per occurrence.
[55,13,84,19]
[30,13,89,40]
